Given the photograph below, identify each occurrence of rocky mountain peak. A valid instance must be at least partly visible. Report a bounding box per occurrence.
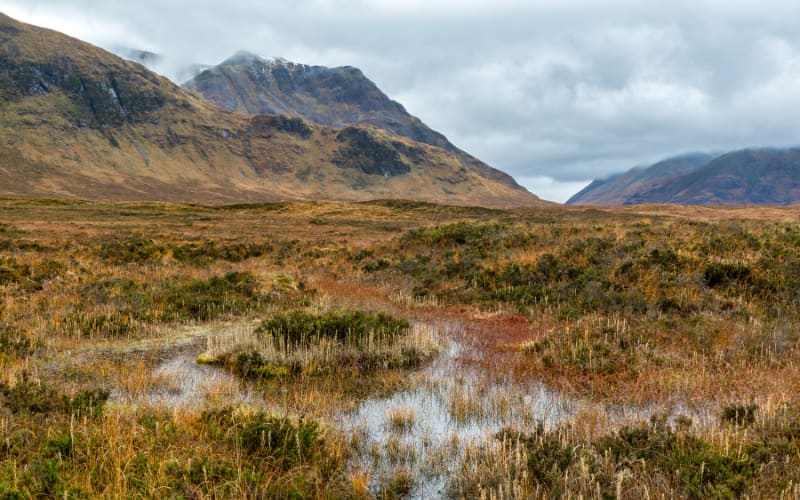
[183,51,525,190]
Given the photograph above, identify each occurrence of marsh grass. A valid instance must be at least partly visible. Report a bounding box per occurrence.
[0,405,354,498]
[386,406,417,432]
[4,200,800,497]
[445,403,800,499]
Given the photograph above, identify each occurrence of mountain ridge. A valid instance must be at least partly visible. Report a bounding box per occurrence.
[567,153,716,205]
[0,13,540,208]
[567,149,800,206]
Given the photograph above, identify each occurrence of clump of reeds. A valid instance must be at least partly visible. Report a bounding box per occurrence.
[451,433,531,499]
[200,310,439,378]
[386,406,417,432]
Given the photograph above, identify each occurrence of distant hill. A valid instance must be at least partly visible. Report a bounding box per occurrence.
[567,153,716,205]
[0,14,540,208]
[567,149,800,206]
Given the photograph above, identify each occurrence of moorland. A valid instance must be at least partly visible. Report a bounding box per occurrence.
[2,199,800,498]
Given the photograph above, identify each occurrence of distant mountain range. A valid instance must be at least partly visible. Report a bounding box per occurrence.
[0,13,540,207]
[567,149,800,206]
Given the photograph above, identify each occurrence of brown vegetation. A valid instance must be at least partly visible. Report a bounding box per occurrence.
[1,198,800,497]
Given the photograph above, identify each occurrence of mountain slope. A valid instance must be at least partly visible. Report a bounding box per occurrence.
[567,153,715,205]
[0,14,540,208]
[184,52,448,147]
[641,149,800,205]
[568,149,800,206]
[182,51,522,189]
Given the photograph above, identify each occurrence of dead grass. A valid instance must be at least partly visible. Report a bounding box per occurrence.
[2,199,800,497]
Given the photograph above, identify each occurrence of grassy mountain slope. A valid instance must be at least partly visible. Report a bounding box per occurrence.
[182,51,524,190]
[0,14,540,208]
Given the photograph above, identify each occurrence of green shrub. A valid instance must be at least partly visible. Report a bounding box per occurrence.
[166,457,236,489]
[172,242,272,264]
[0,380,108,417]
[162,272,262,321]
[0,485,25,500]
[499,422,577,495]
[40,435,73,459]
[98,238,167,264]
[0,257,63,291]
[362,258,391,273]
[68,388,110,418]
[75,312,137,337]
[0,379,62,414]
[257,310,410,349]
[0,324,36,357]
[703,262,752,289]
[721,404,758,427]
[595,416,756,498]
[226,352,292,379]
[236,414,323,468]
[202,408,327,471]
[65,272,279,336]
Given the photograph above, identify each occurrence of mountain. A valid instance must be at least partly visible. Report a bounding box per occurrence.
[0,14,539,207]
[641,149,800,205]
[182,51,521,188]
[184,51,453,149]
[567,153,716,205]
[568,149,800,206]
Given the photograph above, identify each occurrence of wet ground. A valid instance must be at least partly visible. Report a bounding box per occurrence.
[90,317,716,498]
[340,322,574,497]
[109,339,265,409]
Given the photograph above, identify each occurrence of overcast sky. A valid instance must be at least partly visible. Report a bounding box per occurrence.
[4,1,800,202]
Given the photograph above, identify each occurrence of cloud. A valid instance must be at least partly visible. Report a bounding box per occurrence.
[4,1,800,202]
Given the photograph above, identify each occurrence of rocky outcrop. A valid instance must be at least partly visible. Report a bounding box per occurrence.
[184,52,451,147]
[333,127,411,177]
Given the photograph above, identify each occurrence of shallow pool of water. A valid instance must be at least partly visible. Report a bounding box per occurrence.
[110,343,264,410]
[340,322,575,498]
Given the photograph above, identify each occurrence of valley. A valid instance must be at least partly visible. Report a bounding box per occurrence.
[2,199,800,498]
[2,9,800,500]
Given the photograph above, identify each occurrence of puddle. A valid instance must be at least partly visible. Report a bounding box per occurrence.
[340,322,575,498]
[338,319,717,497]
[110,341,264,410]
[601,399,718,431]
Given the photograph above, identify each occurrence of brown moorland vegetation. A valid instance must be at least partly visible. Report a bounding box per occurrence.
[1,199,800,498]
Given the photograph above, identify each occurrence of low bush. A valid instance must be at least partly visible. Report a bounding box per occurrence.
[257,310,410,349]
[201,408,331,471]
[722,404,758,426]
[499,422,577,495]
[596,416,756,498]
[0,257,64,291]
[65,272,273,336]
[98,238,167,264]
[0,324,36,357]
[209,310,436,378]
[161,271,263,321]
[703,262,753,289]
[0,379,109,417]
